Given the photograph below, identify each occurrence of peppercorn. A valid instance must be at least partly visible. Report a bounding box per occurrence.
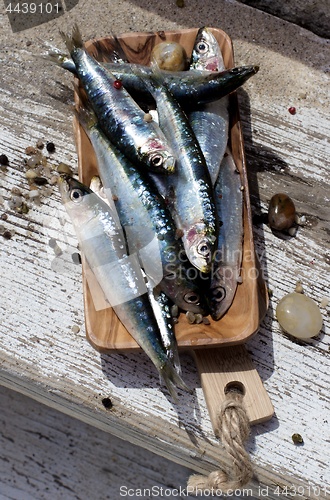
[34,177,48,186]
[0,154,9,165]
[113,79,123,90]
[46,142,55,153]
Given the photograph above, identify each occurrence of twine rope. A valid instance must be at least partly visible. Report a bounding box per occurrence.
[187,391,253,494]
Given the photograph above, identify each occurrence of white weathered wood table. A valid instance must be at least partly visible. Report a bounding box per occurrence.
[0,1,329,498]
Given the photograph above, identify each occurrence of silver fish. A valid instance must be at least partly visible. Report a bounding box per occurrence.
[189,27,229,185]
[90,176,182,375]
[209,149,244,320]
[190,27,224,71]
[76,107,207,315]
[58,175,190,398]
[60,25,176,174]
[147,284,181,375]
[141,70,218,274]
[44,44,259,108]
[89,176,181,374]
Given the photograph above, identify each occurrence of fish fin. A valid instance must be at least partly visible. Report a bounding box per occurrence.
[150,54,163,74]
[160,360,192,400]
[149,57,172,87]
[171,348,182,376]
[143,62,178,104]
[164,346,182,376]
[126,63,158,93]
[161,373,179,403]
[60,23,83,53]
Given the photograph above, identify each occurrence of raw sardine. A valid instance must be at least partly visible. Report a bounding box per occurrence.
[141,71,218,274]
[209,150,244,320]
[189,27,229,185]
[60,25,176,174]
[59,175,190,398]
[45,46,258,108]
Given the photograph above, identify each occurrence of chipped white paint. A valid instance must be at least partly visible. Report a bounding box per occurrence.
[0,385,204,500]
[0,2,329,499]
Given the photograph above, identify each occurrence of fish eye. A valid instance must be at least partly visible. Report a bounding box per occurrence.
[197,41,209,54]
[70,188,83,202]
[213,286,226,302]
[150,153,164,168]
[197,240,211,257]
[184,291,200,304]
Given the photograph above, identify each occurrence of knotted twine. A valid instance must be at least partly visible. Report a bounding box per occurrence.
[187,391,253,494]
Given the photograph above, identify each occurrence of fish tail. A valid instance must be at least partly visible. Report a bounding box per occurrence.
[128,63,159,95]
[39,40,77,75]
[149,57,171,87]
[171,348,182,375]
[144,63,176,102]
[60,23,84,53]
[164,346,182,375]
[161,360,192,400]
[160,374,178,402]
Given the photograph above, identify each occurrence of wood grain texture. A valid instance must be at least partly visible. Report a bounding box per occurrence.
[0,1,329,498]
[194,345,274,430]
[0,385,202,500]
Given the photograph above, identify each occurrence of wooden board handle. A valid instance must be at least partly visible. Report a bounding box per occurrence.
[193,345,274,436]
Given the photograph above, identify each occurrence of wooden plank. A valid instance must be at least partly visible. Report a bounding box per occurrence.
[0,385,201,500]
[193,345,274,430]
[0,2,329,499]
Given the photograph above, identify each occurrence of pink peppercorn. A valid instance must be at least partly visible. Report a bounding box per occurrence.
[113,80,123,90]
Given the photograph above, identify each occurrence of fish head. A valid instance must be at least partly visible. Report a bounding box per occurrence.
[190,27,225,72]
[59,174,90,202]
[140,139,176,174]
[229,65,260,82]
[184,227,214,273]
[178,286,208,315]
[58,174,97,224]
[209,266,239,320]
[161,269,208,315]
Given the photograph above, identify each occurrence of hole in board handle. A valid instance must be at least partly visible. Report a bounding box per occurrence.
[224,381,246,396]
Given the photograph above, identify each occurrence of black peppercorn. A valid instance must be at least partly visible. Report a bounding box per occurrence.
[46,142,56,153]
[0,154,9,165]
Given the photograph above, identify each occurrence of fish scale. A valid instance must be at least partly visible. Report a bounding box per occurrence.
[189,27,230,185]
[142,71,218,273]
[45,45,259,108]
[61,25,175,175]
[58,176,190,399]
[76,107,207,314]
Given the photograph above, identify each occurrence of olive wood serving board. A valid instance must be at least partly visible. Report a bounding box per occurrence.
[73,28,273,426]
